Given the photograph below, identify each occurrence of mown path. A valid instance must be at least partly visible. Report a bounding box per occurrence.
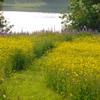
[3,64,63,100]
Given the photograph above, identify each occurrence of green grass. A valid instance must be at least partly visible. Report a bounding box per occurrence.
[0,33,66,100]
[0,33,100,100]
[2,70,63,100]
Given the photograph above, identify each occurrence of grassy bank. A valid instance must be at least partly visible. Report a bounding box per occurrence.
[0,33,100,100]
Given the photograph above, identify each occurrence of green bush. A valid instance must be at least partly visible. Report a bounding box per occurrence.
[62,0,100,32]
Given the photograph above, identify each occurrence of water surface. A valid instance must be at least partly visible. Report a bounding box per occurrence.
[3,0,68,33]
[4,11,62,33]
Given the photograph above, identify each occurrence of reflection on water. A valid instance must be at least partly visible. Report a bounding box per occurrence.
[4,11,62,33]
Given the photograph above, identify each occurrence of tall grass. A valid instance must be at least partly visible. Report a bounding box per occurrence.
[33,39,54,58]
[0,35,33,78]
[0,33,99,100]
[37,36,100,100]
[10,49,30,71]
[32,33,76,58]
[0,33,65,78]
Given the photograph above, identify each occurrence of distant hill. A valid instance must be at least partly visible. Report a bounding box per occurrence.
[3,0,68,13]
[4,0,66,4]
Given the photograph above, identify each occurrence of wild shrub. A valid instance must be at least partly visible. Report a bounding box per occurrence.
[62,0,100,32]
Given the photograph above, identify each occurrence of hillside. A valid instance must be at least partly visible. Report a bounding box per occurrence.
[4,0,66,4]
[3,0,68,12]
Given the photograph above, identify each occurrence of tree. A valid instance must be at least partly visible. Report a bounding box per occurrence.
[0,12,13,33]
[0,0,13,34]
[62,0,100,32]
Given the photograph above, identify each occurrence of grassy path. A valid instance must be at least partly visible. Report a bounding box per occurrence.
[2,67,63,100]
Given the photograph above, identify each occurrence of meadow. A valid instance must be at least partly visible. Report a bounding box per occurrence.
[0,33,100,100]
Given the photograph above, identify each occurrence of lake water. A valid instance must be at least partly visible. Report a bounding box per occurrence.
[4,11,62,33]
[3,0,68,33]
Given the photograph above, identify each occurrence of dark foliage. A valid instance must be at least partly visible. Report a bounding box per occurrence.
[62,0,100,32]
[0,12,13,34]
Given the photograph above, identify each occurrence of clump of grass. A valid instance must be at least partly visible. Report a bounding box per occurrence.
[33,39,54,58]
[10,49,30,71]
[63,34,74,41]
[62,32,92,42]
